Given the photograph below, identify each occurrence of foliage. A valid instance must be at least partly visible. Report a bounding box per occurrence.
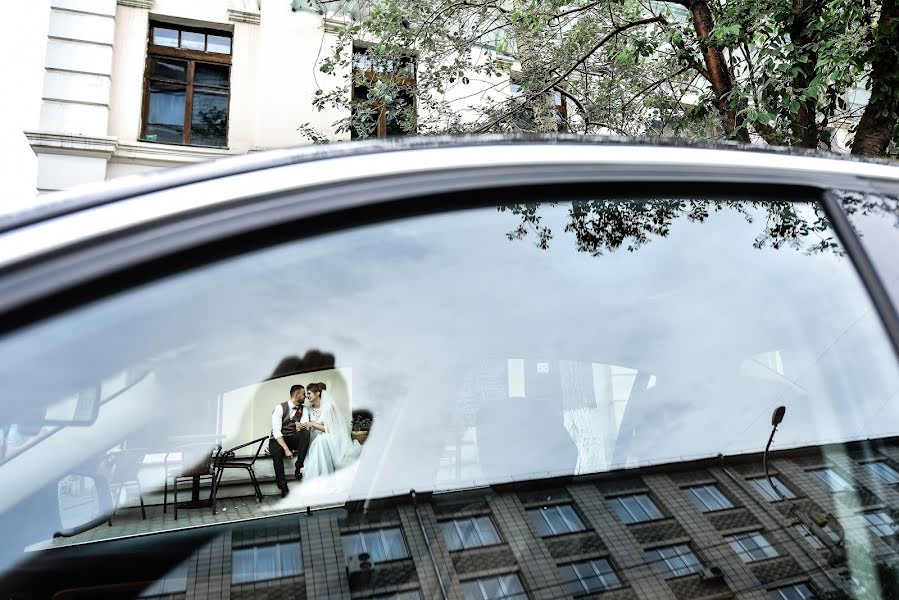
[352,412,373,431]
[498,198,841,257]
[302,0,897,155]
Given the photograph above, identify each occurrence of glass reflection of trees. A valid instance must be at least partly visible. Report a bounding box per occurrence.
[499,192,899,258]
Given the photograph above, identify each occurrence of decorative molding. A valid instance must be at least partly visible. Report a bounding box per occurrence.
[227,9,260,25]
[25,131,117,159]
[117,0,153,8]
[323,15,351,34]
[113,141,237,166]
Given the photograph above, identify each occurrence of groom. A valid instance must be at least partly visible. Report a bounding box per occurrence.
[269,384,311,497]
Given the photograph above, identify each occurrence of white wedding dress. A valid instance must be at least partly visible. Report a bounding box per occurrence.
[302,393,363,480]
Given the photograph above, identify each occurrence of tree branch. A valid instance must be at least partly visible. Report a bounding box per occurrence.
[622,65,690,110]
[474,15,667,133]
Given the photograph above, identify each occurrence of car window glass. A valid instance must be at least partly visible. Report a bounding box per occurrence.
[3,194,899,598]
[838,190,899,309]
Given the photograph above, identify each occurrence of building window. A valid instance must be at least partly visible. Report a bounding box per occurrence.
[863,511,898,538]
[610,493,664,524]
[768,582,815,600]
[559,559,622,595]
[142,22,232,147]
[726,531,779,562]
[646,544,702,577]
[810,468,852,493]
[341,528,409,563]
[462,574,527,600]
[685,484,734,512]
[369,593,422,600]
[794,523,840,550]
[440,516,501,550]
[231,542,303,584]
[351,45,416,139]
[527,504,586,536]
[750,476,797,502]
[139,560,188,596]
[864,461,899,484]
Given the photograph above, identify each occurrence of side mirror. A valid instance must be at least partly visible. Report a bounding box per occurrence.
[43,388,100,427]
[56,474,107,536]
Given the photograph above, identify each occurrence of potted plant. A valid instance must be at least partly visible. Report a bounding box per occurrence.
[351,410,373,444]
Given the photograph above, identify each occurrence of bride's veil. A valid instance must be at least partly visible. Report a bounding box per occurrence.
[319,385,361,469]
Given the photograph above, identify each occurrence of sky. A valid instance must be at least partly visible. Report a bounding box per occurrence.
[0,2,49,213]
[5,199,899,513]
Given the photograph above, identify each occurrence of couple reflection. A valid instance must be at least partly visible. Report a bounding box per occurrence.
[269,381,362,497]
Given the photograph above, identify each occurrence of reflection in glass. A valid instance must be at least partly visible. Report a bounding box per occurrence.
[152,27,178,47]
[140,560,188,596]
[231,542,303,584]
[6,196,899,581]
[865,461,899,484]
[190,91,228,146]
[750,476,796,502]
[194,63,230,88]
[839,191,899,309]
[146,83,185,143]
[207,34,231,54]
[149,58,187,82]
[57,475,101,530]
[180,30,205,51]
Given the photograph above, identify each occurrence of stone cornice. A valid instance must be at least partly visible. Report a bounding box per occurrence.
[228,8,260,25]
[117,0,154,8]
[25,131,117,158]
[113,141,238,166]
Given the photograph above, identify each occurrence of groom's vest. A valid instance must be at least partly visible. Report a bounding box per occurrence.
[279,402,302,437]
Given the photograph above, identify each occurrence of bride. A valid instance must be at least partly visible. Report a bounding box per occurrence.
[300,382,362,479]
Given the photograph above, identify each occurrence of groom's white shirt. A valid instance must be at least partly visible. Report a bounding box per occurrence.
[270,402,309,440]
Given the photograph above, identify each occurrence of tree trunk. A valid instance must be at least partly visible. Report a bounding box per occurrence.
[513,0,558,133]
[687,0,751,142]
[790,0,820,148]
[852,0,899,156]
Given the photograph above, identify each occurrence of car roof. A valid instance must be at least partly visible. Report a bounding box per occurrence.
[2,135,897,236]
[2,136,898,327]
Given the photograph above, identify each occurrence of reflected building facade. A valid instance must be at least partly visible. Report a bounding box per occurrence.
[144,436,899,600]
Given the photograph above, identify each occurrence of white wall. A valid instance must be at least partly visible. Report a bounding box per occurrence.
[0,0,48,210]
[254,3,350,148]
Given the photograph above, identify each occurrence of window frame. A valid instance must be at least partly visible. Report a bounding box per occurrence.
[768,582,815,600]
[230,541,304,584]
[439,515,502,551]
[809,467,853,493]
[726,531,779,563]
[560,558,623,595]
[610,493,665,524]
[863,510,897,538]
[341,527,410,563]
[461,573,527,600]
[141,22,233,148]
[526,503,587,536]
[864,461,899,484]
[684,483,735,512]
[647,544,703,578]
[350,44,417,140]
[750,476,797,502]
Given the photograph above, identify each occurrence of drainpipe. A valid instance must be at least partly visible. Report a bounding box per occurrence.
[717,457,844,592]
[411,489,449,600]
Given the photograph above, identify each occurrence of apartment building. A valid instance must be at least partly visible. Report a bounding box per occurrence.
[26,0,509,193]
[137,437,899,600]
